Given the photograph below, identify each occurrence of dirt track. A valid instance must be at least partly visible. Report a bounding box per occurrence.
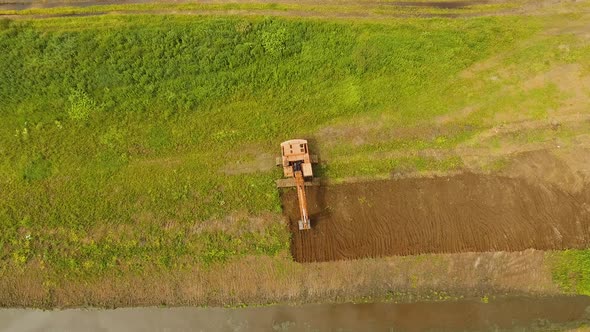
[282,173,590,262]
[1,0,574,19]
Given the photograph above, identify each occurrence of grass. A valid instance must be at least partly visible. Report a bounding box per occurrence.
[1,5,590,306]
[551,250,590,296]
[0,14,538,281]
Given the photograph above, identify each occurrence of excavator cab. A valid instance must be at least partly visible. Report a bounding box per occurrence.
[276,139,319,230]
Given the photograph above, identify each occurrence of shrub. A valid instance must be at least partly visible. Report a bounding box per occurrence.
[261,27,287,57]
[67,89,97,121]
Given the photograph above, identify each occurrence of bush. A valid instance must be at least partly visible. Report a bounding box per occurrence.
[261,27,287,57]
[67,89,97,121]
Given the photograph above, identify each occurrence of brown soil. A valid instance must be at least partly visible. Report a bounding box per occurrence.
[386,1,490,9]
[282,173,590,262]
[0,0,498,10]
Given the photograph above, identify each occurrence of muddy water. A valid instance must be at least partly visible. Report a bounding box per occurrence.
[0,296,589,331]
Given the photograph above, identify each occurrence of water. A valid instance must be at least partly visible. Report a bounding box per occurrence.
[1,296,589,331]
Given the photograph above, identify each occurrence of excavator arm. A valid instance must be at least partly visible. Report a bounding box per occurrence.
[294,164,310,230]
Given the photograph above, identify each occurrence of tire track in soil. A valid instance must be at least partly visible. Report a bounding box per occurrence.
[282,173,590,262]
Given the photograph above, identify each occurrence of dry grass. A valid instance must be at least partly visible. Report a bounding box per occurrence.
[0,249,558,308]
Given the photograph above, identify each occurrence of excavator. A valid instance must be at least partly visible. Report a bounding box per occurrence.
[276,139,319,230]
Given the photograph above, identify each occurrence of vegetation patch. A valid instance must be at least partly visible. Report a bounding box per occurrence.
[22,155,52,182]
[2,8,589,306]
[551,250,590,296]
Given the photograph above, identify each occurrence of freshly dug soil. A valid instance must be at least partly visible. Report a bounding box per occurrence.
[281,173,590,262]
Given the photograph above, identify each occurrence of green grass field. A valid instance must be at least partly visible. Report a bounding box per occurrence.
[2,3,590,306]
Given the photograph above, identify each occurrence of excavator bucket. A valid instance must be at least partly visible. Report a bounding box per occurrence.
[298,219,310,230]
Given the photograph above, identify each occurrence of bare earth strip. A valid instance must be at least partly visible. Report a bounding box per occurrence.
[284,172,590,262]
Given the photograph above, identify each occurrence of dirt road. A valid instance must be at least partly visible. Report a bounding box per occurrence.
[1,0,580,19]
[0,0,505,11]
[283,173,590,262]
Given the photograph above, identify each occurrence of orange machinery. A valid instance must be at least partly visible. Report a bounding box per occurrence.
[276,139,318,230]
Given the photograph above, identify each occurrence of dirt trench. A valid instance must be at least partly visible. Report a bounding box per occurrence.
[281,173,590,262]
